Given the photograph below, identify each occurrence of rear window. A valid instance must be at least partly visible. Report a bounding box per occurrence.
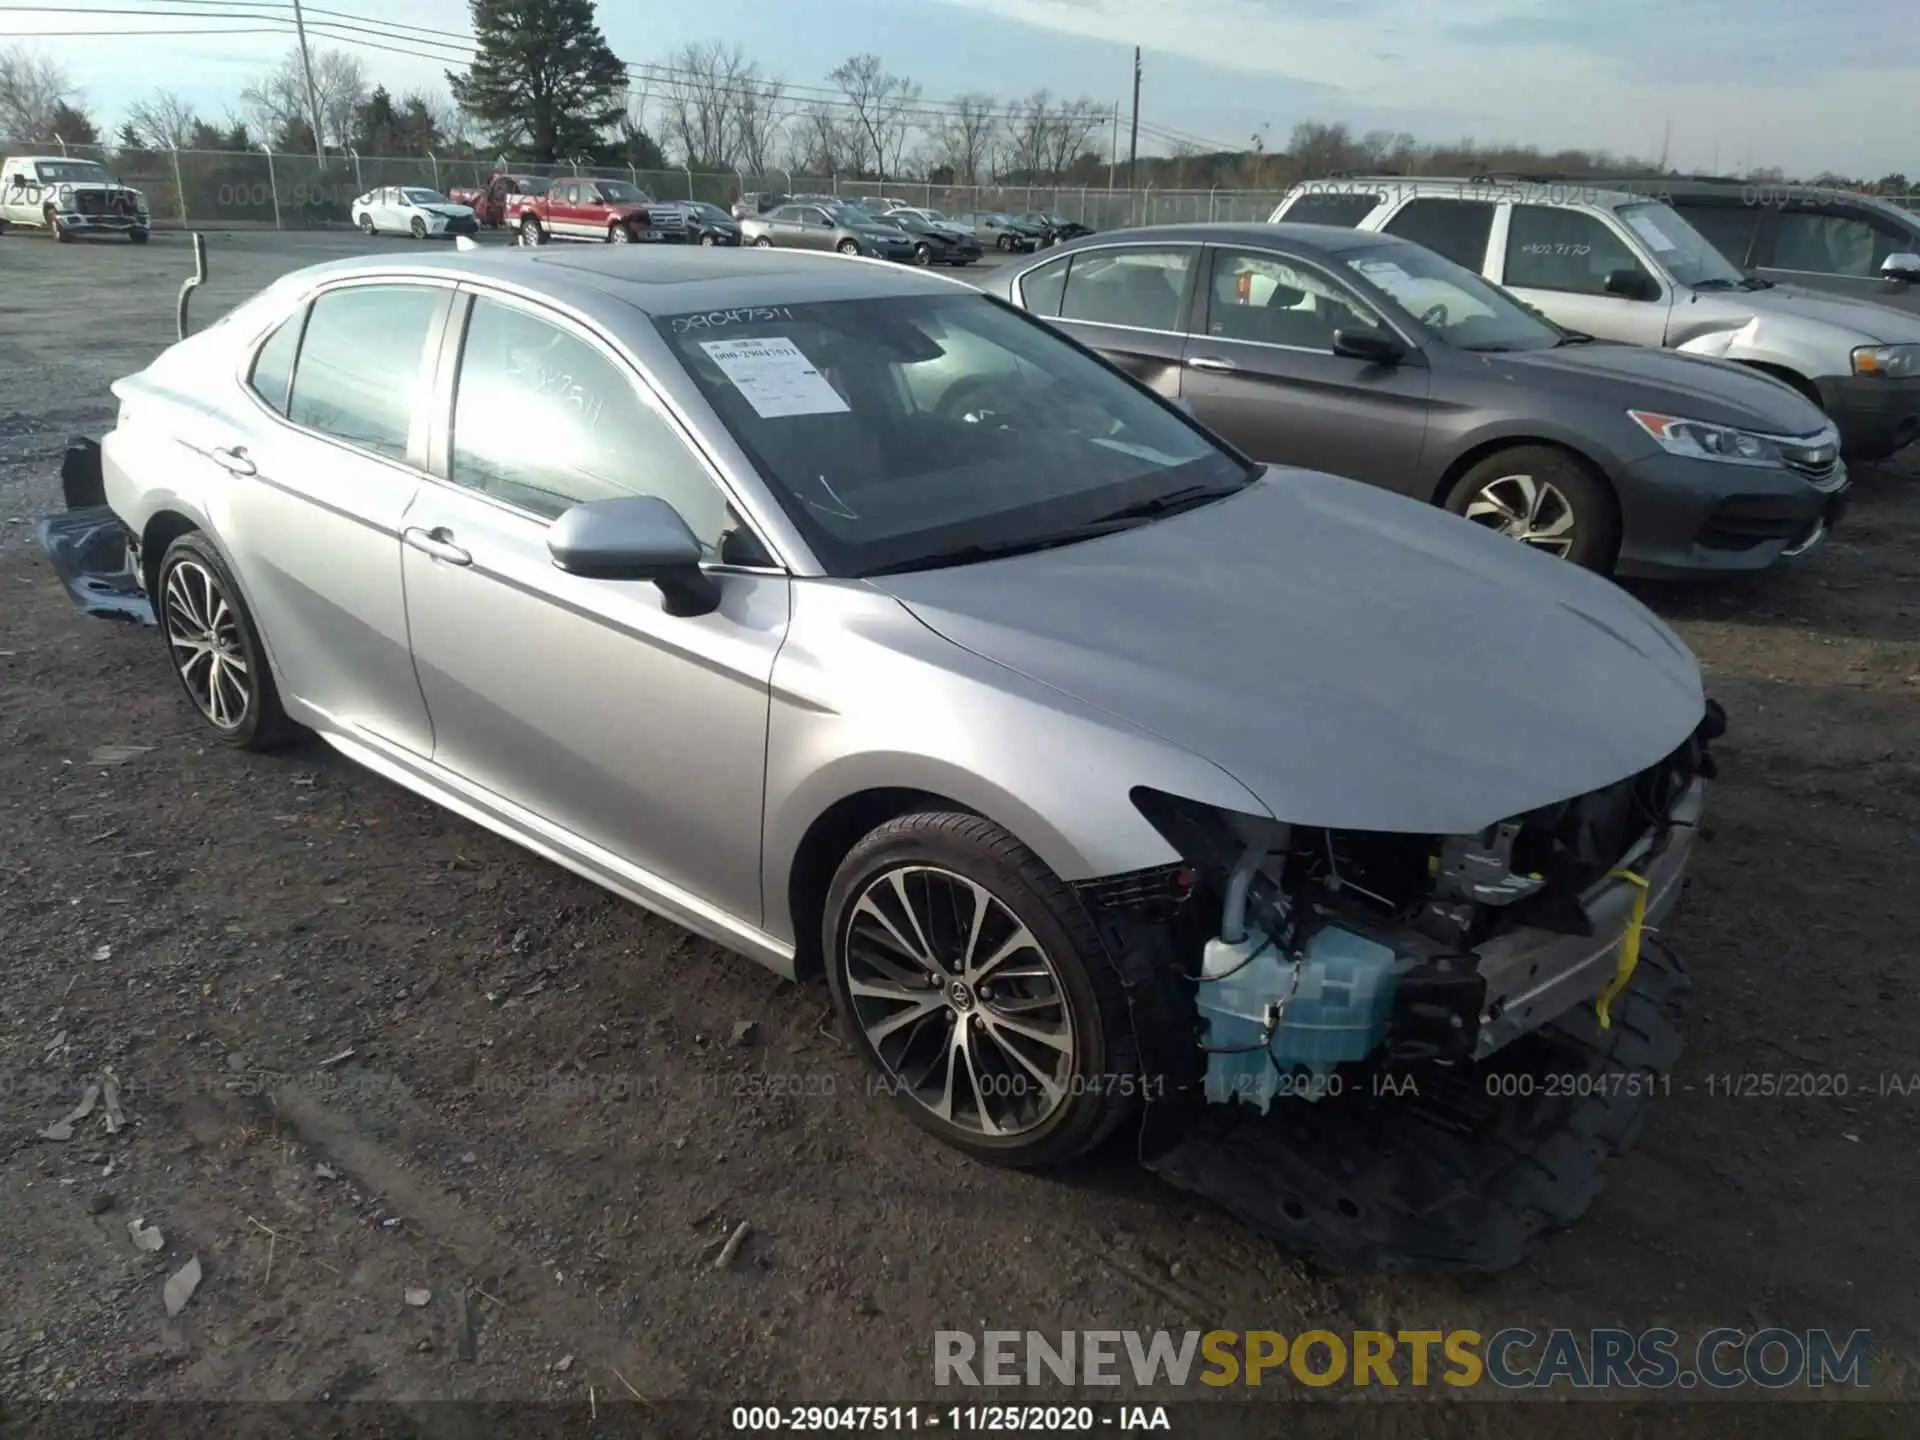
[1277,190,1383,227]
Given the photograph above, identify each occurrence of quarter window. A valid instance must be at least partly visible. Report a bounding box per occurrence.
[1057,247,1194,331]
[1381,198,1497,271]
[1276,191,1383,227]
[450,296,729,548]
[286,285,442,461]
[247,309,306,415]
[1504,206,1650,295]
[1019,254,1072,316]
[1770,211,1899,278]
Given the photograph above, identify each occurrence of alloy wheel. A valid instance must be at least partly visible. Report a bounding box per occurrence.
[842,865,1076,1138]
[1462,473,1577,556]
[162,559,251,730]
[611,224,632,243]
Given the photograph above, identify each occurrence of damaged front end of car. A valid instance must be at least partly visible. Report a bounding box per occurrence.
[1078,702,1724,1271]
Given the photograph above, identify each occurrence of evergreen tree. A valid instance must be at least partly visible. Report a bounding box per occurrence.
[447,0,625,163]
[46,99,98,145]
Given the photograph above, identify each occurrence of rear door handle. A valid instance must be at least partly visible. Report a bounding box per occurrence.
[402,526,472,566]
[210,445,257,476]
[1187,356,1237,373]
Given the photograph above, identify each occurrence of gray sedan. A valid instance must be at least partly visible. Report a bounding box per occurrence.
[79,244,1720,1270]
[740,200,915,261]
[990,223,1849,577]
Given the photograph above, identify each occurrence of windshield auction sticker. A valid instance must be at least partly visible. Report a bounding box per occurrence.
[699,336,849,419]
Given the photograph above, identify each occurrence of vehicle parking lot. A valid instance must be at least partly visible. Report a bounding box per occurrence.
[3,229,1919,1403]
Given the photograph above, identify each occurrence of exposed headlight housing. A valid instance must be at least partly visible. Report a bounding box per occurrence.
[1627,410,1784,466]
[1851,343,1920,378]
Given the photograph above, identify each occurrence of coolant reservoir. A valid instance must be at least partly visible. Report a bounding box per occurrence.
[1196,925,1400,1112]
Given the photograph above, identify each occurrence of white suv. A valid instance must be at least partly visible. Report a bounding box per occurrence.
[1270,178,1920,461]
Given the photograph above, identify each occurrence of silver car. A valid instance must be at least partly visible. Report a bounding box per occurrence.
[88,245,1720,1269]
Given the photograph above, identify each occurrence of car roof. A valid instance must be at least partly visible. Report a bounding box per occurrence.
[1060,221,1410,256]
[276,246,966,315]
[11,154,93,165]
[1297,176,1644,208]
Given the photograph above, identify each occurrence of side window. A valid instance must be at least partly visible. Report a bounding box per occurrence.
[1018,254,1072,316]
[1204,248,1384,350]
[450,297,729,549]
[247,308,306,415]
[1770,211,1898,278]
[287,285,442,461]
[1381,199,1496,271]
[1504,206,1648,294]
[1275,191,1382,227]
[1058,247,1194,331]
[1670,202,1763,267]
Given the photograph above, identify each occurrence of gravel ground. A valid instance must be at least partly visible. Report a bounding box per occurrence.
[2,230,1918,1415]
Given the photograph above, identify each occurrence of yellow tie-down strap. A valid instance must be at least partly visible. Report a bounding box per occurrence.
[1594,869,1650,1030]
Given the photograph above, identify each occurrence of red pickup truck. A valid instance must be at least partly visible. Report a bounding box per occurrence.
[513,177,687,246]
[445,173,549,228]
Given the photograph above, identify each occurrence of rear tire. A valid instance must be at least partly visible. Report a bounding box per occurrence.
[358,213,375,236]
[1443,445,1619,572]
[753,235,773,248]
[155,533,298,751]
[823,812,1140,1169]
[519,215,544,247]
[129,229,149,244]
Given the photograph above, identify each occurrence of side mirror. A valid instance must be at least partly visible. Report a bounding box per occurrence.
[1603,268,1660,301]
[547,495,720,617]
[1879,251,1920,285]
[1331,329,1407,366]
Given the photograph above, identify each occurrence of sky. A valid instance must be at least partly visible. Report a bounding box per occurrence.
[6,0,1917,178]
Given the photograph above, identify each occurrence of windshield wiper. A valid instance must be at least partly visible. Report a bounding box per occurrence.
[1082,480,1246,525]
[861,525,1138,576]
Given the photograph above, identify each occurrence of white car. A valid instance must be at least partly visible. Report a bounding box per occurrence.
[351,186,480,239]
[888,205,975,237]
[1,155,150,241]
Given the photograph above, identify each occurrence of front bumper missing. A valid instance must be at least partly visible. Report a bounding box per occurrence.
[1469,775,1703,1059]
[33,437,154,625]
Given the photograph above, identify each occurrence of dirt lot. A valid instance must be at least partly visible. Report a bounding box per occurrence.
[2,230,1918,1417]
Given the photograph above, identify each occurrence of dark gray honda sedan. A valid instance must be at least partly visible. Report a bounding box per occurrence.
[989,223,1849,577]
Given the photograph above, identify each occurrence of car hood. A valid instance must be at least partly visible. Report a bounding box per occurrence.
[1683,282,1920,343]
[51,180,137,194]
[872,469,1704,835]
[1482,340,1832,434]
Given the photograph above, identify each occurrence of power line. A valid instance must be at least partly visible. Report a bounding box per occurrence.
[2,2,1234,150]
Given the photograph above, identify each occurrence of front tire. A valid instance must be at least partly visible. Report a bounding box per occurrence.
[836,238,860,256]
[129,228,149,244]
[823,812,1138,1168]
[609,222,634,244]
[753,235,774,248]
[155,533,296,751]
[1443,445,1619,572]
[912,242,933,267]
[47,208,70,243]
[410,215,427,240]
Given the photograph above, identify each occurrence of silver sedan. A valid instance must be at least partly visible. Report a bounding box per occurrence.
[92,244,1719,1269]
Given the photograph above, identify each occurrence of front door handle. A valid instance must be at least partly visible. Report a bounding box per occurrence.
[402,526,472,566]
[1187,356,1237,373]
[210,445,257,476]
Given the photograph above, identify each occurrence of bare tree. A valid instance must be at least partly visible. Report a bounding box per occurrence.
[932,93,998,186]
[0,44,76,142]
[828,53,918,185]
[123,89,202,150]
[1005,90,1051,180]
[734,72,789,179]
[1040,97,1106,182]
[784,101,845,176]
[1287,120,1356,178]
[239,46,366,150]
[661,41,749,168]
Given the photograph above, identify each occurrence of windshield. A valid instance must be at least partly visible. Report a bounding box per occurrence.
[687,201,729,221]
[34,160,111,184]
[1343,243,1562,352]
[832,204,884,226]
[598,181,649,203]
[1614,202,1746,288]
[655,294,1252,576]
[890,213,931,233]
[403,188,447,205]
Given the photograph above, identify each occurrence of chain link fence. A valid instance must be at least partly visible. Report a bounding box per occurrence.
[6,141,1916,232]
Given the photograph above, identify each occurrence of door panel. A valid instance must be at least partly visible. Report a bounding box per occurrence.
[400,486,787,920]
[1181,246,1431,489]
[1049,244,1201,399]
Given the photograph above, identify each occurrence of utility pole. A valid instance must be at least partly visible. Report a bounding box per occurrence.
[291,0,326,163]
[1127,47,1141,183]
[1107,102,1119,192]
